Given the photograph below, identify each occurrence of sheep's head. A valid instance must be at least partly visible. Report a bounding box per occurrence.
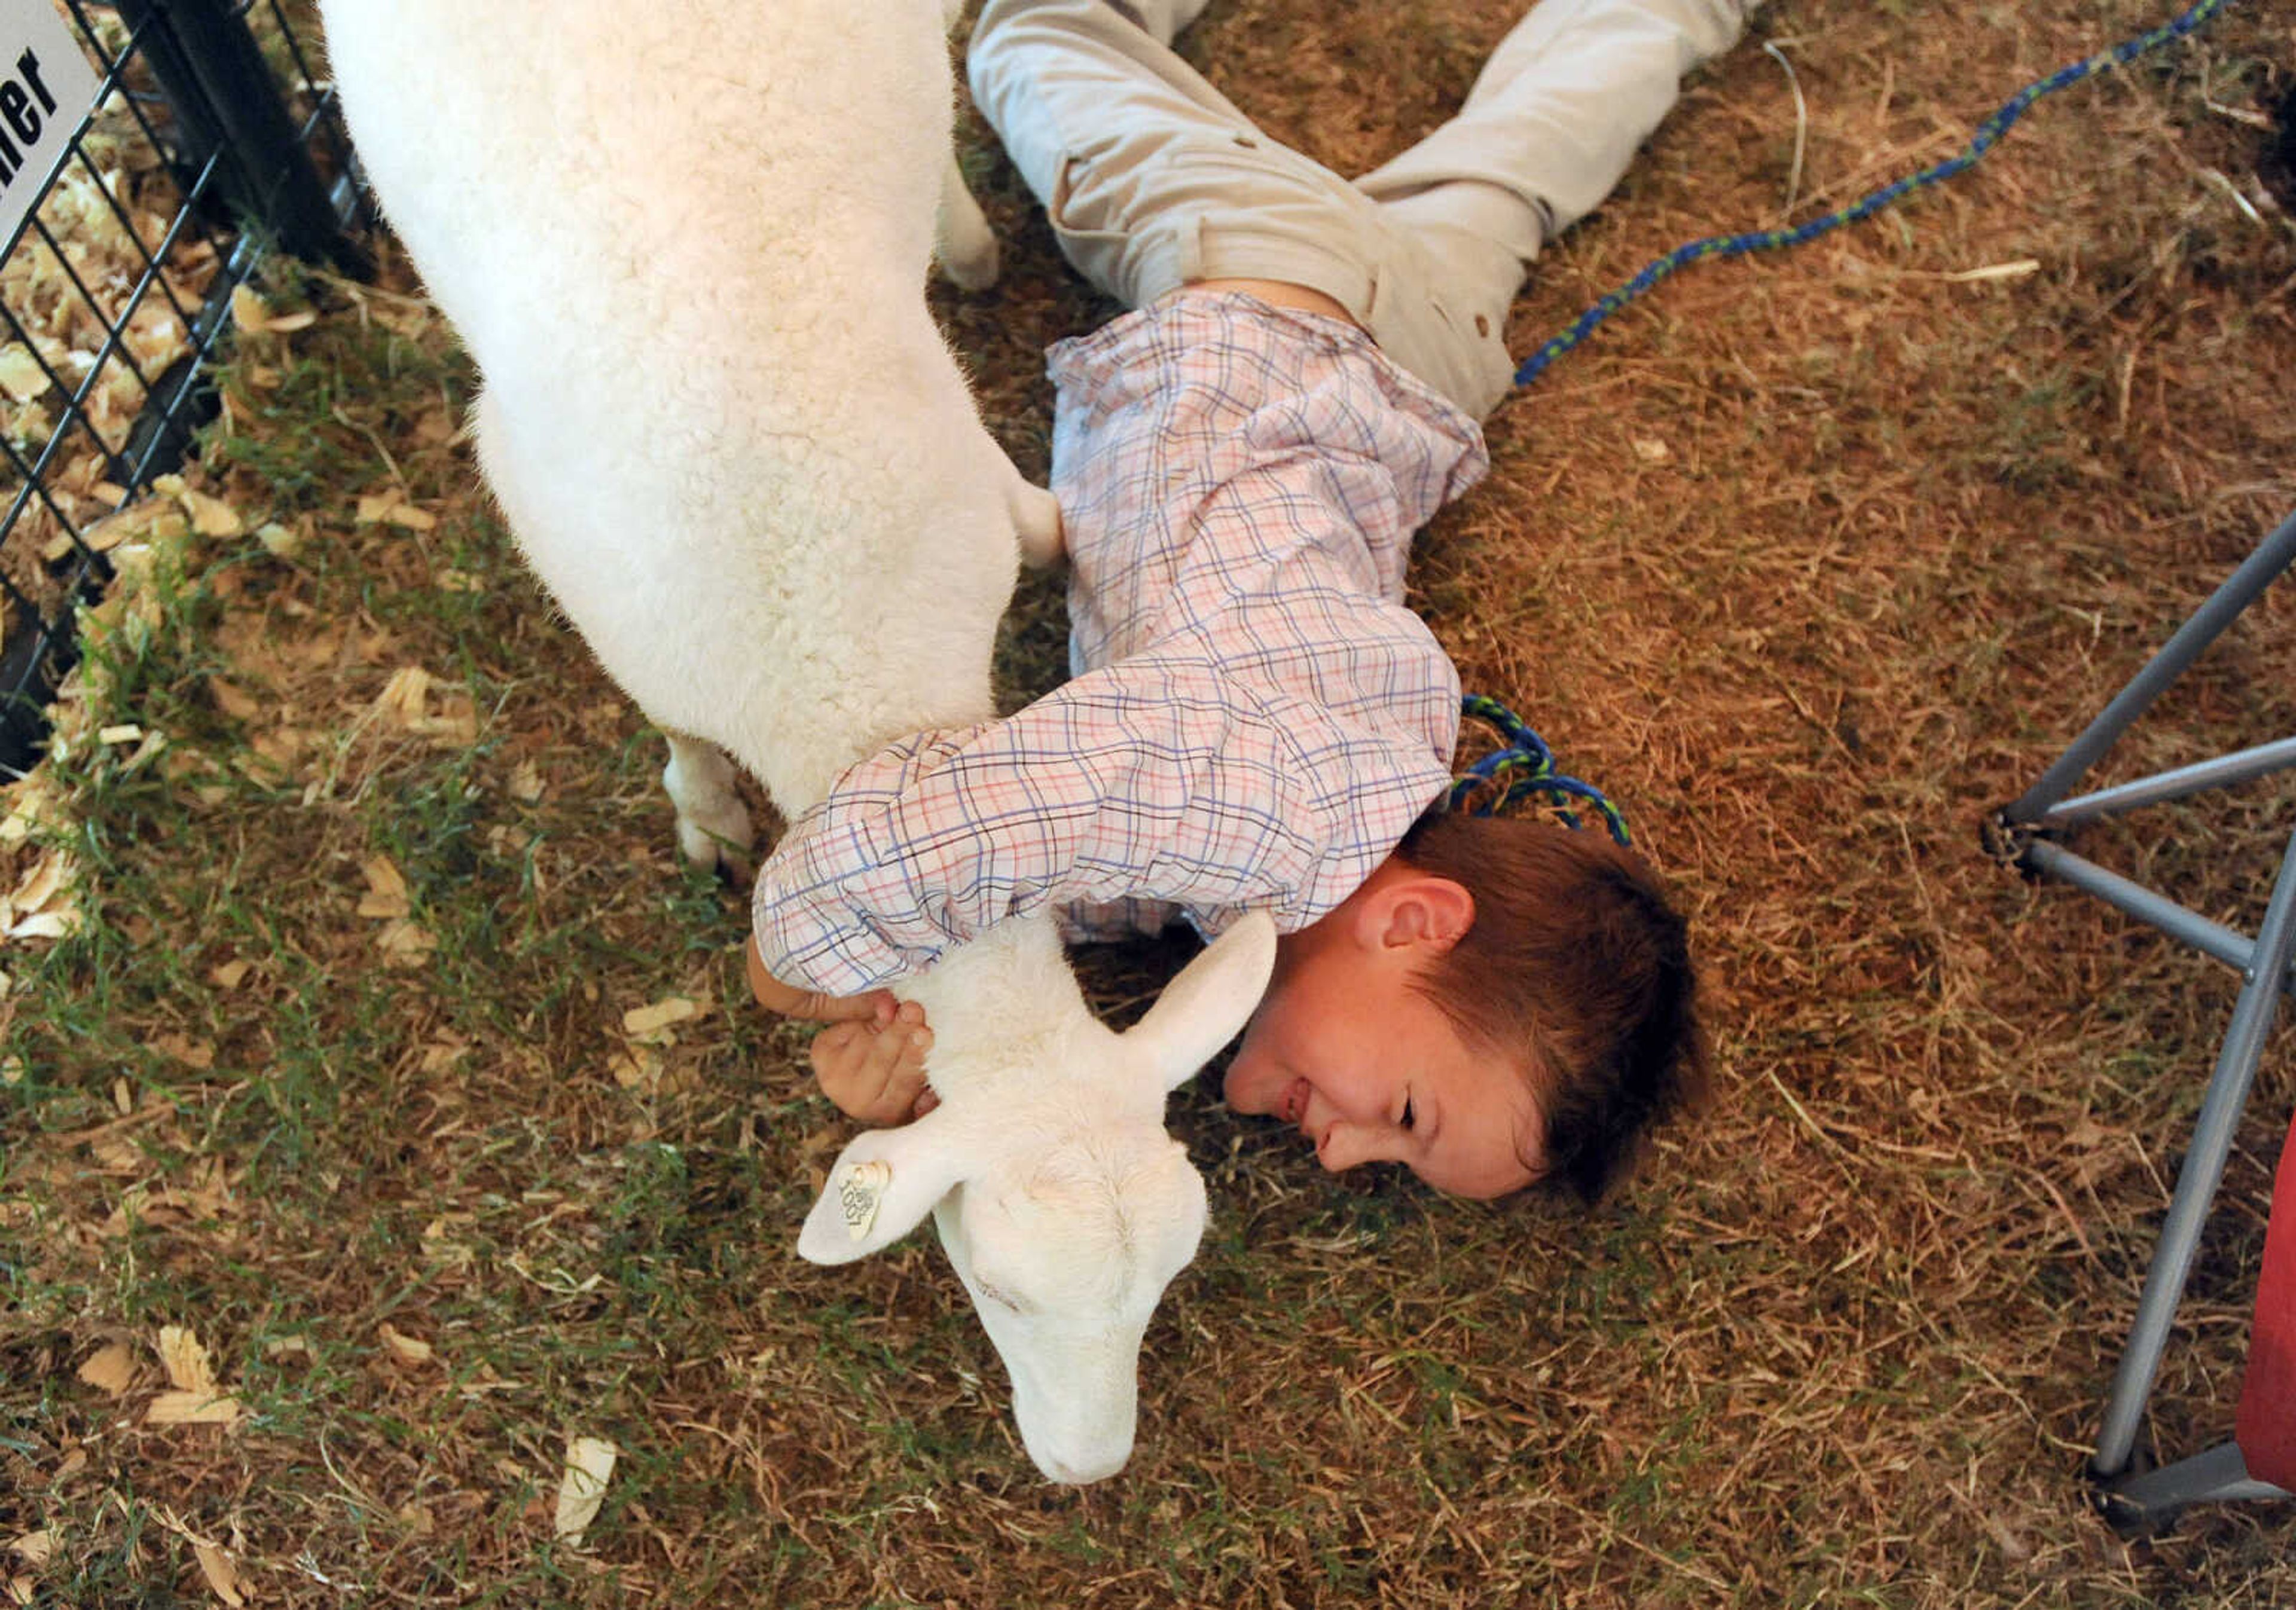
[795,911,1278,1483]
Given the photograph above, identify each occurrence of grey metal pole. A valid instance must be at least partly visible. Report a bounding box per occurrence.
[2038,737,2296,830]
[2021,839,2294,991]
[2091,824,2296,1477]
[2004,509,2296,826]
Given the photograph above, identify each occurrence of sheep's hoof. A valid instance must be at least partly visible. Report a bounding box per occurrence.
[937,234,1000,293]
[677,818,755,886]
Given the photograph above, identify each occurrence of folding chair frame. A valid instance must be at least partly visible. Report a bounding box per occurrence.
[1989,507,2296,1530]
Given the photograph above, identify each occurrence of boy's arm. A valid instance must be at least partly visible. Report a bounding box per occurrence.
[750,644,1454,995]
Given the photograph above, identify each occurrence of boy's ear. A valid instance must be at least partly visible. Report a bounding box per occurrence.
[1363,873,1476,953]
[796,1113,970,1264]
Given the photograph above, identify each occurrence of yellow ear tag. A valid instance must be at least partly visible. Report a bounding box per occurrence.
[838,1159,893,1242]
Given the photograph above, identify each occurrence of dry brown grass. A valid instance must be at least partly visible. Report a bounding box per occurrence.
[5,1,2296,1605]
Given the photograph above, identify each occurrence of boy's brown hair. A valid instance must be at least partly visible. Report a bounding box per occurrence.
[1391,809,1708,1206]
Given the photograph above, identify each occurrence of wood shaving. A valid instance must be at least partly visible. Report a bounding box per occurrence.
[553,1436,618,1544]
[75,1343,136,1396]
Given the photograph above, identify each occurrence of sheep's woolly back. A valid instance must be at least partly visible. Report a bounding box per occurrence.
[323,0,1022,809]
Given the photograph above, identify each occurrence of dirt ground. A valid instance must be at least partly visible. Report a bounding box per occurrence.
[5,1,2296,1605]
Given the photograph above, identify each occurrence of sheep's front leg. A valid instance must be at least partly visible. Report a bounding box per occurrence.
[661,732,754,878]
[936,155,1000,292]
[980,432,1062,568]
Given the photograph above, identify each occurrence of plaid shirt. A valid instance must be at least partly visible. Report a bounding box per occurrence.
[752,295,1488,994]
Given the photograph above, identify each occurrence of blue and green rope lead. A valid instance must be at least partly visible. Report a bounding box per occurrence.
[1512,0,2238,388]
[1458,0,2238,830]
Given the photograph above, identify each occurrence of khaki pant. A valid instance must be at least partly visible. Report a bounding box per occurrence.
[968,0,1752,419]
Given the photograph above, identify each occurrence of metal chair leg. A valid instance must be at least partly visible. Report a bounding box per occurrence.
[2097,1441,2291,1532]
[2089,828,2296,1479]
[1991,508,2296,1517]
[2001,508,2296,828]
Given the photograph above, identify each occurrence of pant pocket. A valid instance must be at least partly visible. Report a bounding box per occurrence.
[1044,150,1171,301]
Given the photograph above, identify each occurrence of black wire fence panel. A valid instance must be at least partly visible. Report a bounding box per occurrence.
[0,0,362,781]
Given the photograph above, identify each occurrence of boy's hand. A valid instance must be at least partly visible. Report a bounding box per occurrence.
[809,1006,938,1126]
[745,936,939,1125]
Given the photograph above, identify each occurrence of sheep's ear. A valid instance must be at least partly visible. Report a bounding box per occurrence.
[796,1114,969,1265]
[1126,910,1278,1092]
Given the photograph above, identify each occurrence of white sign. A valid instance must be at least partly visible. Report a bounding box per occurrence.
[0,0,101,245]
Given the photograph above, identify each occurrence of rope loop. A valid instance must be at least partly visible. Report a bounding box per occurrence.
[1448,694,1632,846]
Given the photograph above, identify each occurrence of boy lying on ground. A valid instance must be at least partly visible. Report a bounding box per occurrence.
[748,0,1754,1202]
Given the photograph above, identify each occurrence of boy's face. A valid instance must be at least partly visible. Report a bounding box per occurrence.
[1222,863,1543,1201]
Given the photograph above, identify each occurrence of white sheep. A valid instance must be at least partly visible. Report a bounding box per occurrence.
[319,0,1275,1484]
